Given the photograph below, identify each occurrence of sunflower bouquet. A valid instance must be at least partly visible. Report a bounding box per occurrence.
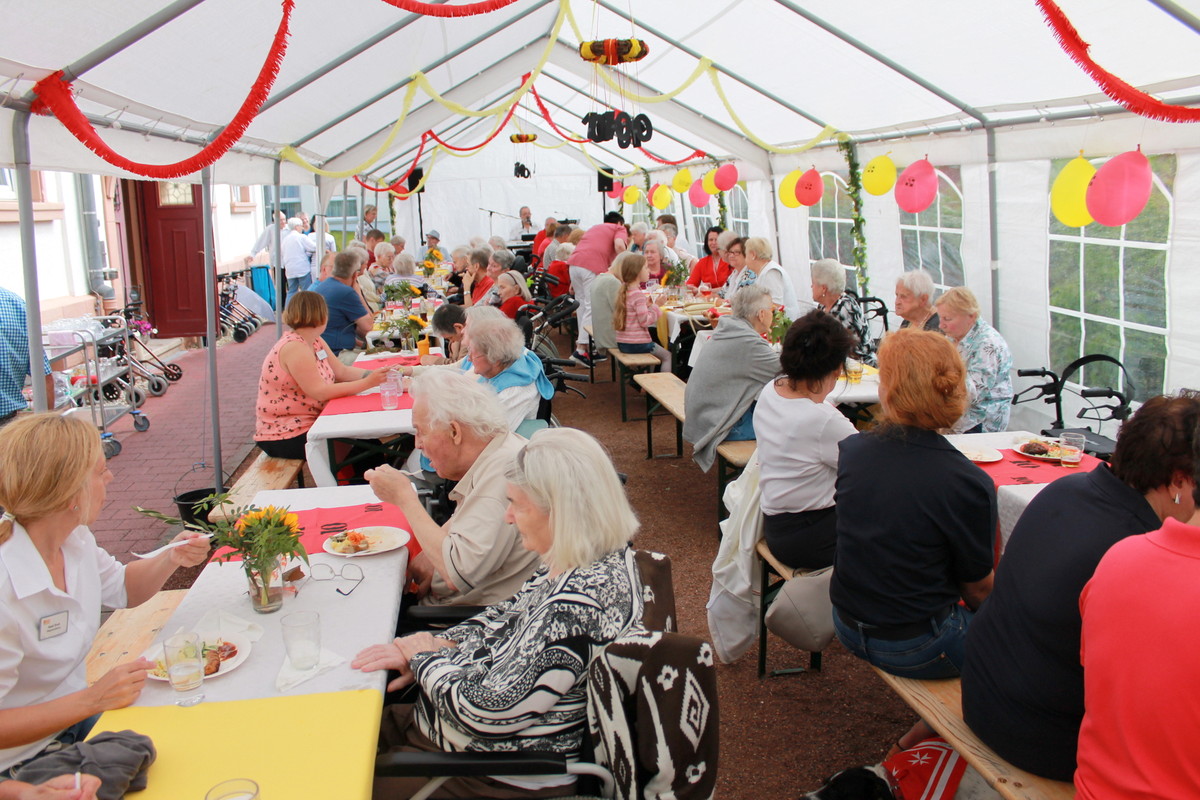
[382,281,423,304]
[423,247,443,278]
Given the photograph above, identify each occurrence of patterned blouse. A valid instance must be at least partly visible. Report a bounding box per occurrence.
[954,317,1013,433]
[254,331,335,441]
[829,292,877,366]
[410,547,643,762]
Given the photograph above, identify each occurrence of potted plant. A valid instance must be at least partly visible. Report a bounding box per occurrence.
[768,308,791,345]
[138,500,308,614]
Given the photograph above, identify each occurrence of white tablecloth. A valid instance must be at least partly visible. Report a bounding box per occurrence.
[946,430,1048,552]
[135,485,406,705]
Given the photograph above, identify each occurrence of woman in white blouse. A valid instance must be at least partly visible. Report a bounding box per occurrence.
[0,414,210,791]
[754,309,857,569]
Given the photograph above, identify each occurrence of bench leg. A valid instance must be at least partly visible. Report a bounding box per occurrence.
[645,392,655,459]
[758,555,769,679]
[675,418,683,458]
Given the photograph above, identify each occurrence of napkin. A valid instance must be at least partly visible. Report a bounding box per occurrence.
[194,610,265,643]
[275,648,345,692]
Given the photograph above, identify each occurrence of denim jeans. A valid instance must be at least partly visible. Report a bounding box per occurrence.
[833,604,972,679]
[285,272,312,306]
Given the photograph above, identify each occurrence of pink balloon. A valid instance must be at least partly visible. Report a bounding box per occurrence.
[794,168,824,207]
[606,181,624,200]
[714,163,739,192]
[894,159,938,214]
[1086,150,1153,227]
[688,179,711,208]
[648,182,660,198]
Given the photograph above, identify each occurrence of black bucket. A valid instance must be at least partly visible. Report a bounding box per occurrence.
[173,487,224,527]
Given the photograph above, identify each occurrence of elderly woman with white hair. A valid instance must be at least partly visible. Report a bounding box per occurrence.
[895,268,940,332]
[935,286,1013,434]
[463,314,554,429]
[684,285,779,472]
[495,269,533,319]
[810,257,874,366]
[641,232,673,284]
[356,427,644,799]
[628,220,649,253]
[744,237,802,319]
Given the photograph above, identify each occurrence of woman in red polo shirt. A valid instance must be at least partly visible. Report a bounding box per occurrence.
[687,226,730,291]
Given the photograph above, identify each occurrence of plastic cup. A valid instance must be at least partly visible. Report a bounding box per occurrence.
[380,381,399,410]
[1059,432,1085,467]
[845,359,864,384]
[162,632,205,707]
[205,779,259,800]
[281,610,321,671]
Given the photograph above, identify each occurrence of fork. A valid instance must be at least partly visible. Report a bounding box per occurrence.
[131,533,214,559]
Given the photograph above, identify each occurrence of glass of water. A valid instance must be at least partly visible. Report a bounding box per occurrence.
[380,379,399,410]
[162,632,205,707]
[281,610,321,671]
[205,778,259,800]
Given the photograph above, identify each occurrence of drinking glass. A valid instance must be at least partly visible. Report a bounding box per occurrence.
[845,359,864,384]
[699,282,712,299]
[380,380,399,410]
[162,632,205,707]
[205,779,259,800]
[281,610,321,671]
[1059,432,1085,467]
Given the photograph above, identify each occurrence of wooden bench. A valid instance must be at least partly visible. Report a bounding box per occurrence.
[86,590,186,683]
[633,372,687,459]
[580,325,611,384]
[208,451,305,522]
[715,439,756,523]
[872,668,1075,800]
[609,350,664,422]
[755,539,821,678]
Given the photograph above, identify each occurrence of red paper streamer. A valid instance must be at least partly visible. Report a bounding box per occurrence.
[638,146,708,165]
[30,0,296,178]
[376,0,523,16]
[1036,0,1200,122]
[529,84,588,143]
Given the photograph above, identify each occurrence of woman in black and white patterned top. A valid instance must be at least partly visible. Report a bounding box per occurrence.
[355,427,643,798]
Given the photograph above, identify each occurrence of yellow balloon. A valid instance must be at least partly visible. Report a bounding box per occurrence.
[778,170,803,209]
[702,169,720,194]
[671,168,693,194]
[1051,156,1096,228]
[623,185,641,205]
[651,185,672,210]
[861,155,897,196]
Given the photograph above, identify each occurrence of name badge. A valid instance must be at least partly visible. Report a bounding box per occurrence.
[38,611,68,641]
[316,349,328,361]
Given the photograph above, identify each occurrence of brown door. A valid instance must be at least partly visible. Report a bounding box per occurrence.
[133,181,209,337]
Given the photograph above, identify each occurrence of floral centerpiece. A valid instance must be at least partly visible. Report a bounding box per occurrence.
[137,500,308,614]
[658,263,688,288]
[768,308,791,344]
[422,247,443,278]
[382,280,423,304]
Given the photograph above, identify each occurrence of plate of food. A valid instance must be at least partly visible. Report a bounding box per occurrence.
[144,631,251,681]
[955,445,1004,463]
[1014,439,1064,461]
[323,526,410,557]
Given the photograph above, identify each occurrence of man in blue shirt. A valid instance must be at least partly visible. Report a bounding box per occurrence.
[312,251,373,358]
[0,288,52,425]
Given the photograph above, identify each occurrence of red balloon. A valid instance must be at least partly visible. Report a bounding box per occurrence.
[894,159,938,214]
[794,168,824,207]
[1086,149,1153,227]
[714,163,739,192]
[688,179,711,208]
[606,181,624,200]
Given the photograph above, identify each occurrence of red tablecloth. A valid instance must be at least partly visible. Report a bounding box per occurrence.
[320,392,414,415]
[354,355,421,371]
[976,448,1101,488]
[214,502,418,562]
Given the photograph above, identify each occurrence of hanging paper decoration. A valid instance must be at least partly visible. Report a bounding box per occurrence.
[377,0,524,17]
[579,39,649,65]
[861,155,897,196]
[582,111,653,148]
[513,162,531,178]
[509,133,537,143]
[672,168,693,194]
[795,168,824,207]
[714,163,739,191]
[622,185,641,204]
[606,181,625,200]
[895,159,939,214]
[688,180,711,208]
[1085,148,1153,227]
[650,184,672,210]
[701,169,720,195]
[1050,155,1097,227]
[778,170,803,209]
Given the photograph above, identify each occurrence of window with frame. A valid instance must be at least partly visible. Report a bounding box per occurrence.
[726,184,750,237]
[229,185,255,214]
[808,172,855,267]
[1047,154,1172,399]
[899,166,963,291]
[263,185,302,222]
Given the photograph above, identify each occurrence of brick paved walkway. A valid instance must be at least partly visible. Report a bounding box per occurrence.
[94,324,278,560]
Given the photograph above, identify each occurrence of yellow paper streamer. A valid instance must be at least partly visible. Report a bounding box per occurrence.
[708,69,838,154]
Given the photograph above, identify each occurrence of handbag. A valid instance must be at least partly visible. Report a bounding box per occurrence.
[764,566,835,652]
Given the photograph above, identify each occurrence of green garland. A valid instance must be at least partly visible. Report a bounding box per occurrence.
[838,139,869,294]
[708,156,728,229]
[644,171,654,225]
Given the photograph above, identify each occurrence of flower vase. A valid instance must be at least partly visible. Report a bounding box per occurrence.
[245,558,284,614]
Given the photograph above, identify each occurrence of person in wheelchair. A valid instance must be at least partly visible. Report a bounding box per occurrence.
[364,370,540,608]
[354,428,644,799]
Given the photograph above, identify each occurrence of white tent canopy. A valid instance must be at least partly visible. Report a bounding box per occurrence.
[4,0,1200,441]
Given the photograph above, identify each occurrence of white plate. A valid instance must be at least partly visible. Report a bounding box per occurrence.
[1013,442,1063,462]
[322,525,410,557]
[144,631,252,681]
[956,445,1003,463]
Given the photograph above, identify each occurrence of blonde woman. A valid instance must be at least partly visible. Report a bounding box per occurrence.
[0,414,210,790]
[934,286,1013,433]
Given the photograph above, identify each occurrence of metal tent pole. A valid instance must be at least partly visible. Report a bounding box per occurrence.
[201,167,223,492]
[12,111,47,412]
[273,159,284,338]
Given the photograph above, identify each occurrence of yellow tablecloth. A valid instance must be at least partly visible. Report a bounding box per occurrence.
[90,690,381,799]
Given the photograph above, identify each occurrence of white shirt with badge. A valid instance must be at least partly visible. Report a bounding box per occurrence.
[0,522,127,771]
